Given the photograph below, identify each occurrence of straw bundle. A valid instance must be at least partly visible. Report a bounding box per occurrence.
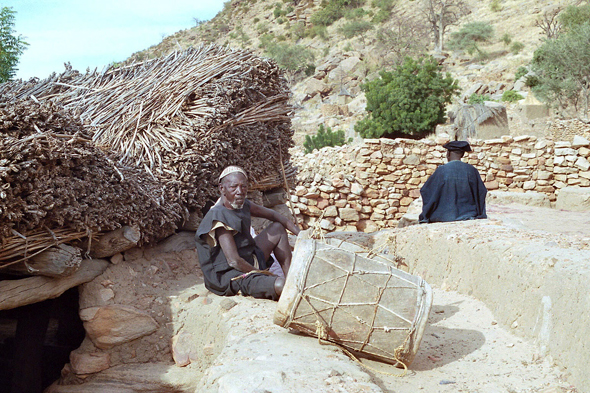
[0,44,295,212]
[0,100,182,252]
[0,45,295,267]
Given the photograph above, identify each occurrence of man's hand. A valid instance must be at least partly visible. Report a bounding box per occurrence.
[250,202,301,235]
[217,227,254,272]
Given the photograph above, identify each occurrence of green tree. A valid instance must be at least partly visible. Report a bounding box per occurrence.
[304,124,348,154]
[531,23,590,117]
[355,56,459,139]
[422,0,469,52]
[0,7,28,82]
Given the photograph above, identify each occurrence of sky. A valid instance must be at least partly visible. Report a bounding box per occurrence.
[4,0,227,80]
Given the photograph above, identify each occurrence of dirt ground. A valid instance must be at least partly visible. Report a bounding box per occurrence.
[46,203,586,392]
[192,203,586,392]
[362,288,576,393]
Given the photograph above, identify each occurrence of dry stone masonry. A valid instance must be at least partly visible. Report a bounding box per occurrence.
[290,134,590,232]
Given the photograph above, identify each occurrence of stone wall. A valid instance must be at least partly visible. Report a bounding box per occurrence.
[290,134,590,231]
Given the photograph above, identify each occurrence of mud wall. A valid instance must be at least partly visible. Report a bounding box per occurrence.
[376,221,590,393]
[290,135,590,231]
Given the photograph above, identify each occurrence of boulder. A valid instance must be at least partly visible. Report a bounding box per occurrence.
[572,135,590,148]
[397,197,423,228]
[80,305,159,349]
[171,331,200,367]
[555,187,590,212]
[304,78,331,98]
[347,94,366,114]
[486,191,551,208]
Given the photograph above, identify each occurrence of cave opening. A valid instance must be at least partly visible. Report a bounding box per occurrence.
[0,285,85,393]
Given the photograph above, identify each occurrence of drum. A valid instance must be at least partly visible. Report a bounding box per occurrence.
[274,237,432,366]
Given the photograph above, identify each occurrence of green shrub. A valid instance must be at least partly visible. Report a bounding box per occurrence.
[256,22,269,34]
[274,3,287,18]
[490,0,502,12]
[310,6,344,26]
[344,42,353,52]
[304,64,316,76]
[524,74,540,88]
[264,42,315,71]
[304,124,348,154]
[468,93,492,104]
[253,17,260,23]
[344,7,368,19]
[290,21,306,40]
[510,41,524,54]
[310,0,366,26]
[231,26,251,47]
[338,20,373,38]
[306,25,328,39]
[277,17,287,24]
[501,33,512,46]
[501,90,524,102]
[514,65,528,81]
[371,0,395,12]
[354,56,459,139]
[258,33,275,49]
[558,4,590,32]
[0,7,29,82]
[371,9,390,23]
[448,21,494,55]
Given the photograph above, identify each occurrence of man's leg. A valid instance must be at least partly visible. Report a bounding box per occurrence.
[255,222,292,276]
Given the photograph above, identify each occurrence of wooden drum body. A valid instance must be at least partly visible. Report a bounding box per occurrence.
[274,238,432,366]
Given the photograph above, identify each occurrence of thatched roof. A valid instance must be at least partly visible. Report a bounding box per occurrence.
[0,44,296,267]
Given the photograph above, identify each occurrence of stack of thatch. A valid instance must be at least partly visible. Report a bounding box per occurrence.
[0,100,182,266]
[0,44,295,269]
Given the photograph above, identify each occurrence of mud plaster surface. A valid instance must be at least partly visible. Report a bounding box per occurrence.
[65,202,586,392]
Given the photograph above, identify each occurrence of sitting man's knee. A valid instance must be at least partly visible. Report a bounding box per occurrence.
[269,221,287,235]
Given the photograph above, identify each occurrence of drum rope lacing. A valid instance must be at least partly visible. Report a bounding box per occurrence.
[305,226,413,377]
[313,314,409,378]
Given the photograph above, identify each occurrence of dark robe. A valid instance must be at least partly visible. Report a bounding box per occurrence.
[419,160,487,223]
[195,199,266,296]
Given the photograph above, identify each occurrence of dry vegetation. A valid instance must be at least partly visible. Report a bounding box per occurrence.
[0,45,295,265]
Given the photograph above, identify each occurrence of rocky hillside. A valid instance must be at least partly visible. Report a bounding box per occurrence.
[127,0,575,145]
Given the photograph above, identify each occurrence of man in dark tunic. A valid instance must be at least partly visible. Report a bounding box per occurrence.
[195,166,301,300]
[419,141,487,223]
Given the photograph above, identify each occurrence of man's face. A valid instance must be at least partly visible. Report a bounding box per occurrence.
[220,172,248,210]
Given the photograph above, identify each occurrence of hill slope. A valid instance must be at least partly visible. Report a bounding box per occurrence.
[126,0,573,144]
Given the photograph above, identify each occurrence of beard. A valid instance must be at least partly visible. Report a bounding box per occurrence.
[229,200,245,210]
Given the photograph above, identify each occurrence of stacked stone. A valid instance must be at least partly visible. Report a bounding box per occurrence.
[291,134,590,232]
[547,119,590,142]
[469,135,590,194]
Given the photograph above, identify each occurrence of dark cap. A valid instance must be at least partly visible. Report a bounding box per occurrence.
[443,140,472,152]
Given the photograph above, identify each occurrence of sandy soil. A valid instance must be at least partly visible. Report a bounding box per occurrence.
[363,288,577,393]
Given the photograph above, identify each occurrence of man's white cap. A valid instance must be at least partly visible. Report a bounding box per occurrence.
[219,166,248,182]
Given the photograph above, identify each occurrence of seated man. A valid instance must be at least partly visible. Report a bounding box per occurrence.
[419,140,487,223]
[195,166,301,300]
